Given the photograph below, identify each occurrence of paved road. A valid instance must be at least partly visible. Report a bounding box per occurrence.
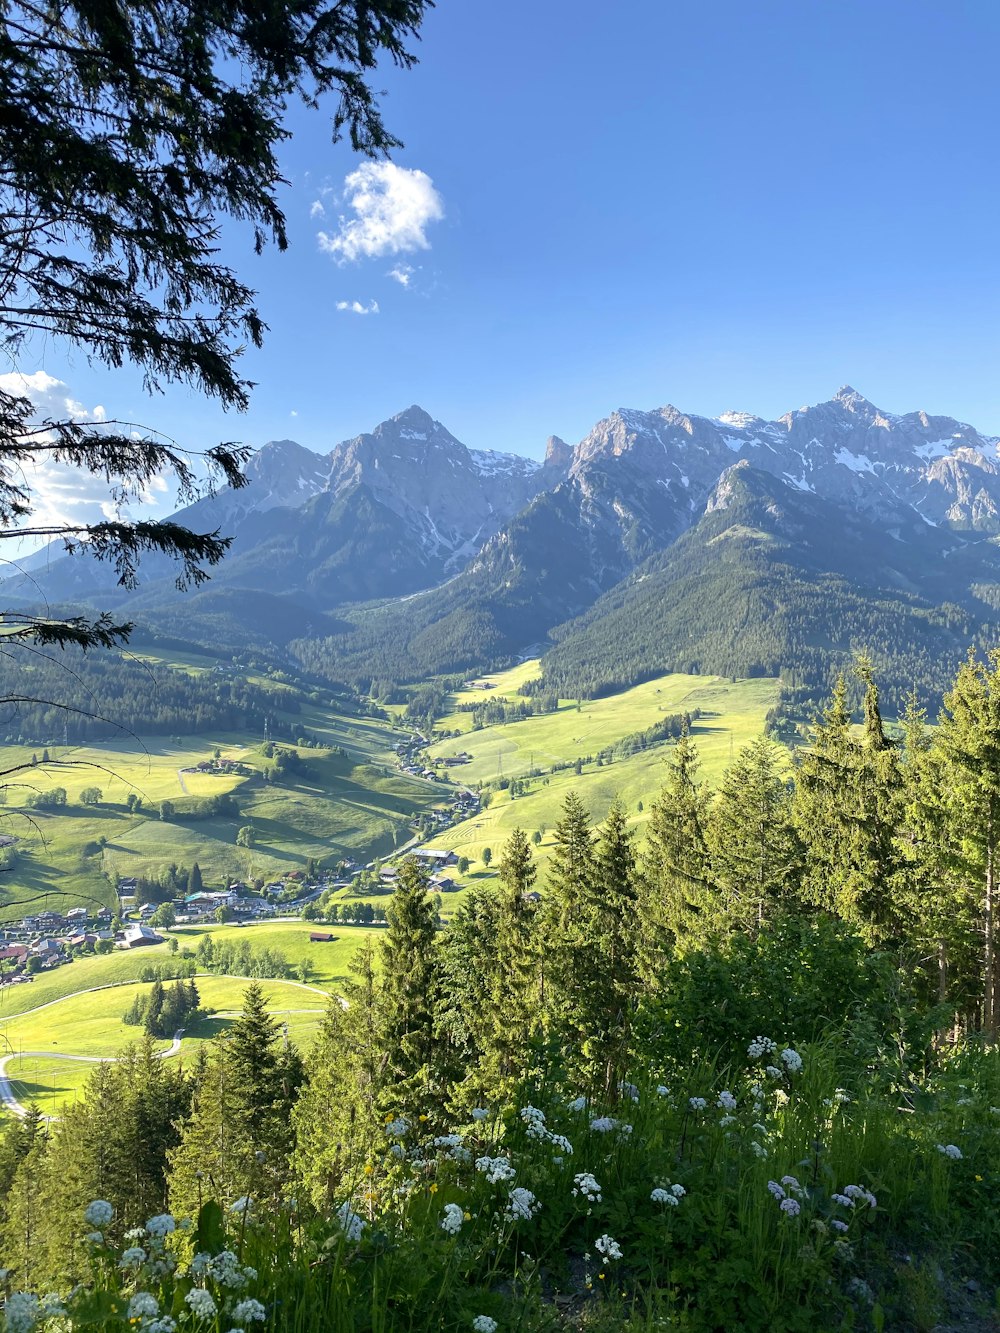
[0,1029,184,1120]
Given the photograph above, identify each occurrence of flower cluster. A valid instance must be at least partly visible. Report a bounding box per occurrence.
[519,1104,574,1155]
[572,1172,602,1203]
[475,1154,516,1184]
[440,1203,465,1235]
[505,1187,541,1221]
[589,1115,632,1135]
[748,1035,778,1059]
[937,1143,963,1160]
[651,1183,685,1206]
[594,1233,623,1261]
[472,1318,497,1333]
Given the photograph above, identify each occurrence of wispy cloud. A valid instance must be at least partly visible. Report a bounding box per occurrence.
[309,199,326,220]
[335,300,380,316]
[388,264,415,288]
[318,163,444,264]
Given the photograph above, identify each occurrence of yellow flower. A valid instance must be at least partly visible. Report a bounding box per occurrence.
[429,1183,438,1194]
[363,1162,374,1175]
[419,1114,428,1122]
[463,1211,471,1220]
[598,1273,606,1281]
[975,1174,983,1181]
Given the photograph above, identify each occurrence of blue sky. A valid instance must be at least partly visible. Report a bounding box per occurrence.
[16,0,1000,476]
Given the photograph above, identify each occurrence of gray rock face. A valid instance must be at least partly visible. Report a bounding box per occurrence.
[571,385,1000,532]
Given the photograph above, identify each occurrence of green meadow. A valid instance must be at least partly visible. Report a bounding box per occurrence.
[0,662,442,920]
[425,670,780,883]
[0,973,332,1116]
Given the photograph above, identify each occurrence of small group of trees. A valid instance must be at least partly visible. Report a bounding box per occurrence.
[123,978,201,1038]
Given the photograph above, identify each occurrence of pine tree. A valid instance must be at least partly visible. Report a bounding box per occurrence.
[642,727,716,961]
[707,735,802,931]
[792,666,903,944]
[483,828,540,1101]
[378,857,439,1119]
[293,939,387,1209]
[189,862,203,893]
[934,649,1000,1034]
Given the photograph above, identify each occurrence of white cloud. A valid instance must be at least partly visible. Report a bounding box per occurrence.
[335,300,380,316]
[388,264,415,287]
[0,370,107,424]
[318,163,444,264]
[0,371,168,543]
[290,409,298,417]
[309,199,326,220]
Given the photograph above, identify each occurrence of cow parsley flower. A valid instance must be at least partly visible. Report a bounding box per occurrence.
[765,1065,783,1079]
[831,1219,849,1233]
[751,1141,768,1159]
[781,1175,804,1196]
[589,1116,615,1132]
[656,1084,670,1097]
[185,1289,217,1319]
[748,1035,777,1059]
[566,1096,587,1112]
[128,1293,160,1320]
[594,1233,622,1260]
[85,1231,104,1244]
[84,1200,113,1228]
[780,1048,803,1073]
[471,1108,490,1121]
[119,1246,147,1268]
[843,1184,877,1207]
[475,1155,516,1183]
[434,1134,463,1149]
[831,1193,855,1208]
[335,1202,367,1240]
[440,1203,464,1235]
[520,1106,548,1139]
[650,1188,676,1204]
[619,1081,640,1103]
[779,1197,801,1216]
[3,1293,40,1333]
[146,1213,176,1237]
[688,1097,708,1111]
[670,1183,685,1198]
[472,1318,498,1333]
[207,1250,254,1288]
[232,1298,267,1323]
[717,1089,737,1111]
[572,1172,602,1202]
[767,1180,786,1200]
[385,1117,409,1136]
[505,1187,540,1221]
[937,1143,963,1160]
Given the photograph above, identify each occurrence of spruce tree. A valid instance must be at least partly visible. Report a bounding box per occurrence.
[486,828,540,1101]
[378,857,439,1119]
[707,735,802,931]
[642,727,716,962]
[934,649,1000,1034]
[293,940,388,1210]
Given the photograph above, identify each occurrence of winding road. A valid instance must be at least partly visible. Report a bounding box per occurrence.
[0,1029,185,1119]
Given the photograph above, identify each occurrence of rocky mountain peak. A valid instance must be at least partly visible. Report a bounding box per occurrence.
[544,435,574,470]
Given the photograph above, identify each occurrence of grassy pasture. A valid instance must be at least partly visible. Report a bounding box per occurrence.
[0,668,441,920]
[169,920,378,989]
[424,672,780,889]
[0,974,330,1116]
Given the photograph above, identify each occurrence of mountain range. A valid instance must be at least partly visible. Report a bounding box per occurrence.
[9,388,1000,705]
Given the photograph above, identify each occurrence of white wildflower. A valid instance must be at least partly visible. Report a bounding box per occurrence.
[229,1197,251,1216]
[650,1188,676,1204]
[765,1065,783,1079]
[119,1247,147,1268]
[719,1114,736,1127]
[566,1096,587,1112]
[594,1233,622,1261]
[232,1298,267,1323]
[831,1219,849,1233]
[471,1108,489,1121]
[767,1180,786,1200]
[146,1213,176,1236]
[831,1193,855,1208]
[505,1187,540,1221]
[589,1116,615,1133]
[572,1172,602,1203]
[520,1106,548,1138]
[440,1203,464,1235]
[751,1141,768,1159]
[936,1143,963,1160]
[619,1081,640,1102]
[385,1117,409,1136]
[748,1035,777,1059]
[472,1318,498,1333]
[85,1231,104,1244]
[475,1155,516,1183]
[3,1293,40,1333]
[688,1097,707,1111]
[656,1084,670,1097]
[834,1089,851,1104]
[779,1197,801,1216]
[781,1175,804,1196]
[128,1293,160,1320]
[670,1183,685,1198]
[434,1134,464,1149]
[780,1048,803,1073]
[335,1202,366,1240]
[548,1132,573,1154]
[717,1090,737,1111]
[185,1289,217,1319]
[84,1200,113,1228]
